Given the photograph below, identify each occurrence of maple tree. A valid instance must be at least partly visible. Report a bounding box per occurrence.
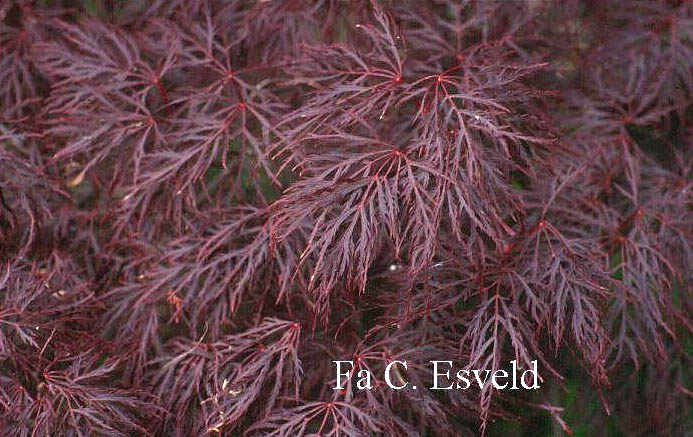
[0,0,691,435]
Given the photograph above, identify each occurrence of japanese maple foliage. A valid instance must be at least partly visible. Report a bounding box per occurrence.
[0,0,691,436]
